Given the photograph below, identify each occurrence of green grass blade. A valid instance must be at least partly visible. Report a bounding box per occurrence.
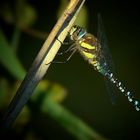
[43,99,106,140]
[11,26,21,52]
[0,29,25,80]
[34,81,107,140]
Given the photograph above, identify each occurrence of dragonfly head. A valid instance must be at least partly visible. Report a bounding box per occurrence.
[69,25,87,41]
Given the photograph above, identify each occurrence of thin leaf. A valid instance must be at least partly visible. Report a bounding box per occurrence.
[0,30,25,80]
[32,81,106,140]
[11,26,21,52]
[42,99,106,140]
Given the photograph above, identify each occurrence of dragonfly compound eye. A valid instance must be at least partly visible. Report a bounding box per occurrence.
[69,25,86,41]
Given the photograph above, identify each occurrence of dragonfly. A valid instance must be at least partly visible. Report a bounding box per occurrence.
[58,14,140,111]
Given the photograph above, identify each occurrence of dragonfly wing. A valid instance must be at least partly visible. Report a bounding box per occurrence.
[97,13,118,104]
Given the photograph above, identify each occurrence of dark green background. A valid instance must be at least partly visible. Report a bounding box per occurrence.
[0,0,140,139]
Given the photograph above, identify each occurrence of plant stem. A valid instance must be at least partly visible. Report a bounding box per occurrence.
[1,0,86,129]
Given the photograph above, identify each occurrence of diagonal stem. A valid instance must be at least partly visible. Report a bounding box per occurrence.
[1,0,86,129]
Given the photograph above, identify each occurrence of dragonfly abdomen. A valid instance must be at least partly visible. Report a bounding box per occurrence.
[105,71,140,111]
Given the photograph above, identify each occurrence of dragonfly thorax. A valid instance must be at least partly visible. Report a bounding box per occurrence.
[69,25,87,41]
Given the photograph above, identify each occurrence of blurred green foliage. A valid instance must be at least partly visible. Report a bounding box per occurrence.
[0,0,106,140]
[0,0,140,140]
[0,30,25,80]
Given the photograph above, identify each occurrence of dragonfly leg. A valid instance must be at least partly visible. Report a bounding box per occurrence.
[46,48,77,65]
[57,43,75,55]
[55,34,75,55]
[55,36,70,45]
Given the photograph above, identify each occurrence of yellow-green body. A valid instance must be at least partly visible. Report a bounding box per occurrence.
[76,33,105,74]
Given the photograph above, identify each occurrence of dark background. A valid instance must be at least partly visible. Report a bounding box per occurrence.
[0,0,140,140]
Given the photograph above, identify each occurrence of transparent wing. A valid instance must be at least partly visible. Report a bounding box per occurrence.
[97,13,117,104]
